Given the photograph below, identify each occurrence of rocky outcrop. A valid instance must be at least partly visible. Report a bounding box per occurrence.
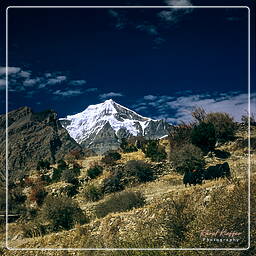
[0,107,81,180]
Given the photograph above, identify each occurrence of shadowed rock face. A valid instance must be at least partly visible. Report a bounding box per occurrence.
[0,107,81,180]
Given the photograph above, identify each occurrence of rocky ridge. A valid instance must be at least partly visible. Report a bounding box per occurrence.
[0,106,81,179]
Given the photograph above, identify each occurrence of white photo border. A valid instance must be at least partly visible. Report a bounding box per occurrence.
[5,5,251,251]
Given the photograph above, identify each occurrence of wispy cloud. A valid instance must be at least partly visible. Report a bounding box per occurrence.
[0,66,90,100]
[99,92,123,100]
[86,87,98,92]
[108,1,193,46]
[158,0,193,23]
[69,80,87,86]
[144,95,158,101]
[134,91,256,123]
[53,89,84,97]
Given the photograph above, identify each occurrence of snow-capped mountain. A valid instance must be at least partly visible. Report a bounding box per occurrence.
[59,99,170,153]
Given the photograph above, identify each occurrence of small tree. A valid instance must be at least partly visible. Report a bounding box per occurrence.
[191,122,216,153]
[101,171,124,194]
[124,160,154,182]
[169,144,205,174]
[205,112,235,142]
[191,107,207,123]
[142,140,167,162]
[120,138,138,153]
[61,169,79,185]
[87,165,103,179]
[101,151,121,166]
[36,160,50,171]
[57,159,68,170]
[83,185,103,202]
[40,195,87,231]
[29,186,47,206]
[168,122,193,149]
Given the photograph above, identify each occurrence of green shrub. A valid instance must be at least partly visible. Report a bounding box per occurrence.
[168,123,193,149]
[40,195,87,231]
[191,122,216,152]
[57,159,68,170]
[36,160,50,171]
[120,138,138,153]
[124,160,154,182]
[61,169,79,185]
[21,220,48,238]
[142,140,167,162]
[169,144,205,174]
[51,168,62,183]
[66,185,79,197]
[83,184,103,202]
[29,185,47,206]
[101,171,124,194]
[101,151,121,166]
[205,112,235,142]
[95,191,145,218]
[87,165,103,179]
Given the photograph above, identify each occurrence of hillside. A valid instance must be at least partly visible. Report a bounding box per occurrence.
[0,107,81,179]
[1,124,255,256]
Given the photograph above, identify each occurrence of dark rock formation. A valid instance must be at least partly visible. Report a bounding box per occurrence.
[0,107,81,180]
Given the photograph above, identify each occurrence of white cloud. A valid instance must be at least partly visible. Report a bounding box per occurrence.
[53,89,84,97]
[69,80,87,86]
[99,92,123,100]
[161,92,256,123]
[165,0,193,6]
[23,78,41,87]
[0,67,21,75]
[0,79,5,90]
[136,24,159,36]
[19,71,31,78]
[47,76,67,85]
[144,95,158,101]
[86,87,98,92]
[158,0,193,23]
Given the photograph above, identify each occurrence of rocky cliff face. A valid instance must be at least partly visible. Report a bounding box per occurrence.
[0,107,81,179]
[60,99,171,154]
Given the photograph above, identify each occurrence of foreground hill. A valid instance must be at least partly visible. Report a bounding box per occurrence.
[1,126,255,256]
[60,99,170,154]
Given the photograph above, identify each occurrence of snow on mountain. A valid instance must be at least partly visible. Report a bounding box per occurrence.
[59,99,170,153]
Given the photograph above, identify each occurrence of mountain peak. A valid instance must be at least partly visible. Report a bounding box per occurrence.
[60,100,170,153]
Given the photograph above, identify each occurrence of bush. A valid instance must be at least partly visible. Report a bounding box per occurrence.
[29,185,47,206]
[21,220,49,238]
[66,185,79,197]
[168,123,193,148]
[57,159,68,170]
[124,160,154,182]
[61,169,79,185]
[101,151,121,166]
[87,165,103,179]
[142,140,167,162]
[51,168,62,183]
[120,138,138,153]
[169,144,205,174]
[36,160,50,171]
[101,171,124,194]
[95,191,145,218]
[83,184,103,202]
[40,195,87,231]
[191,122,216,152]
[205,112,235,142]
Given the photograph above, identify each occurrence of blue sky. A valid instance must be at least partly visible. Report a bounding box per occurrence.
[0,0,255,123]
